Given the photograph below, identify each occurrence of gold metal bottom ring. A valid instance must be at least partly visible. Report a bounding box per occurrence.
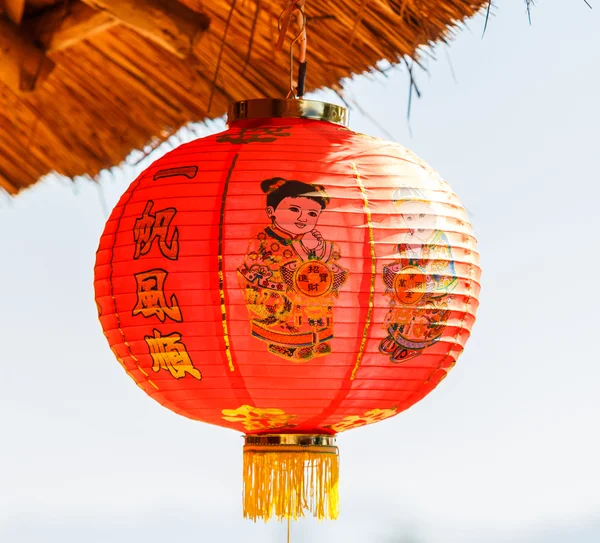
[244,433,336,448]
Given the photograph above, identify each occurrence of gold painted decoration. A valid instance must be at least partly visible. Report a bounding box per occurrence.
[328,407,398,432]
[222,406,297,432]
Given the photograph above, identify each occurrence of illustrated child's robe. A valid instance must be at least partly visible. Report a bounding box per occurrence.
[380,230,457,363]
[238,225,348,361]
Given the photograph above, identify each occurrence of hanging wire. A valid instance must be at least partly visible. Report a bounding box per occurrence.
[406,57,421,137]
[95,177,110,218]
[276,0,307,98]
[0,187,14,208]
[444,46,458,84]
[242,0,262,73]
[481,0,493,38]
[349,0,369,45]
[525,0,533,25]
[207,0,238,114]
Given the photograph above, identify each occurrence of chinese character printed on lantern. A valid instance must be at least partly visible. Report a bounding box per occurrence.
[216,126,292,145]
[144,329,201,380]
[133,200,179,260]
[294,261,333,297]
[153,165,198,181]
[133,269,183,323]
[132,201,200,381]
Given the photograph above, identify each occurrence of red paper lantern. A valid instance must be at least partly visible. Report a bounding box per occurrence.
[94,99,481,521]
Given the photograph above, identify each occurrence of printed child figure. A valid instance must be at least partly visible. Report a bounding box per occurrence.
[238,177,348,362]
[380,187,457,363]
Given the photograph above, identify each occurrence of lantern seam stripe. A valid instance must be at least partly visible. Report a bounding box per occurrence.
[218,153,240,373]
[102,263,480,276]
[99,321,477,338]
[350,162,376,381]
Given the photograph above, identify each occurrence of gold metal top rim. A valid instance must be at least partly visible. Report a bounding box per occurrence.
[227,98,349,127]
[244,434,336,447]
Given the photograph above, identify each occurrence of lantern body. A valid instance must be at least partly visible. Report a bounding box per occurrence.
[95,113,480,436]
[94,103,480,520]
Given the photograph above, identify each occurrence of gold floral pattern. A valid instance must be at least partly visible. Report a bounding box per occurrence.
[222,405,297,432]
[327,407,398,432]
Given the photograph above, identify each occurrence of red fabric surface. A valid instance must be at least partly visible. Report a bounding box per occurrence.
[94,117,481,435]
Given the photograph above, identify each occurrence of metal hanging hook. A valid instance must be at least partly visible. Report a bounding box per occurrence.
[277,0,308,99]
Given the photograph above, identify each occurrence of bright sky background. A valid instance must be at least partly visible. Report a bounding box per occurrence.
[1,2,599,542]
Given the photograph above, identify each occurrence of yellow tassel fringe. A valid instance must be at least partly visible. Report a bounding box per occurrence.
[243,444,340,522]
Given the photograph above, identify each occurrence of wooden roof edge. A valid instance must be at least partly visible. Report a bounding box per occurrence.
[0,170,20,195]
[0,0,494,196]
[0,0,211,93]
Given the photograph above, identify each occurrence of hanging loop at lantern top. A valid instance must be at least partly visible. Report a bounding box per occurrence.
[276,0,307,99]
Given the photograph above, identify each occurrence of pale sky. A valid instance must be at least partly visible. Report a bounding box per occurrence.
[1,2,599,542]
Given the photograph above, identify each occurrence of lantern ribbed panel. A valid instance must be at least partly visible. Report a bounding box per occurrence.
[94,117,481,435]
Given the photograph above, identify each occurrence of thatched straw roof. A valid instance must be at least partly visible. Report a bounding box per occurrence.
[0,0,487,194]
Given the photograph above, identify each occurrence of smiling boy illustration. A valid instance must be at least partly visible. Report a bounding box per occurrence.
[238,177,348,362]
